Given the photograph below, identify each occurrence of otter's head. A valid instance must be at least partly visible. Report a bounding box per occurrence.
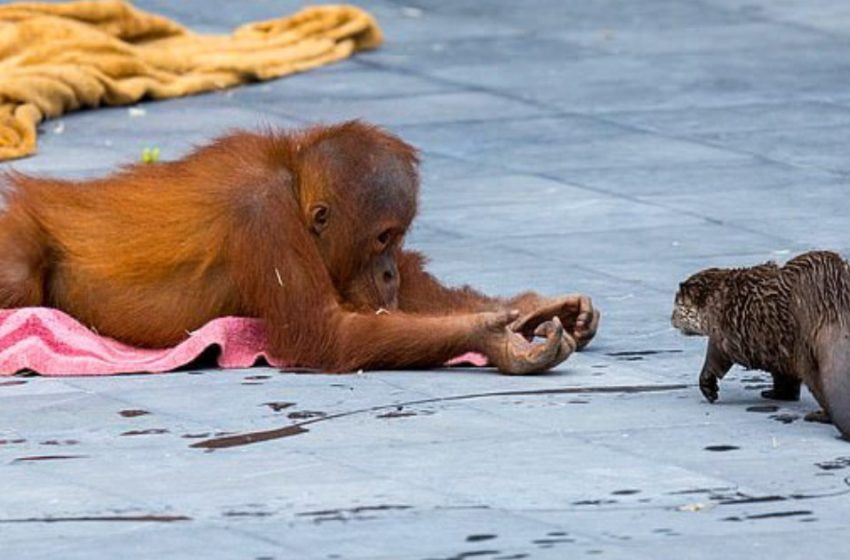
[671,268,729,336]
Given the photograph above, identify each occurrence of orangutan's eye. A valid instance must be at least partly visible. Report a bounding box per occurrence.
[377,230,392,247]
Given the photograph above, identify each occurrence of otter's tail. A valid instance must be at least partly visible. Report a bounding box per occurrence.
[816,325,850,440]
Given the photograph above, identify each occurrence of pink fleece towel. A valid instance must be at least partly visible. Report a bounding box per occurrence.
[0,307,487,376]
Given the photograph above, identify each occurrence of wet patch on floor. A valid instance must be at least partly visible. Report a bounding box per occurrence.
[189,384,689,450]
[0,514,190,523]
[191,425,308,449]
[12,455,88,463]
[531,530,576,549]
[423,550,502,560]
[222,510,273,518]
[746,405,779,413]
[572,499,618,506]
[704,445,739,452]
[242,374,272,385]
[816,457,850,471]
[744,384,773,391]
[606,350,682,361]
[297,505,412,523]
[262,402,295,412]
[532,536,575,547]
[770,413,800,424]
[120,429,169,436]
[740,375,772,392]
[286,410,326,420]
[119,409,150,417]
[377,406,435,419]
[743,405,799,424]
[723,510,813,522]
[466,534,497,543]
[669,478,850,507]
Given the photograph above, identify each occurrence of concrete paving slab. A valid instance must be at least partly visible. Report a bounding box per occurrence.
[693,124,850,174]
[548,159,839,197]
[602,101,850,137]
[271,91,555,127]
[397,117,752,175]
[2,1,850,558]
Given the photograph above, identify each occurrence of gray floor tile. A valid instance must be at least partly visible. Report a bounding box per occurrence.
[4,1,850,558]
[270,91,553,127]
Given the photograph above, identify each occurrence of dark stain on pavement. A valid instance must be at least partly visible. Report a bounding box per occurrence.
[0,514,190,523]
[723,510,812,521]
[704,445,739,452]
[746,405,779,413]
[12,455,87,463]
[263,402,295,412]
[119,409,150,417]
[121,429,169,436]
[191,384,689,450]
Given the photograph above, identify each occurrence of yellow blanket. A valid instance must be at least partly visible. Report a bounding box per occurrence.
[0,0,382,161]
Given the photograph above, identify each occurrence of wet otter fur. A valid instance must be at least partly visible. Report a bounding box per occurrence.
[672,250,850,439]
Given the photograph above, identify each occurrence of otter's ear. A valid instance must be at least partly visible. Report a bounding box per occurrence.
[309,203,330,235]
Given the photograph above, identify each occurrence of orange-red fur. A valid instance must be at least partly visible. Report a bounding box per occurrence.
[0,121,596,373]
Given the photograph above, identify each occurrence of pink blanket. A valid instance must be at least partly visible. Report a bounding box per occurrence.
[0,307,486,376]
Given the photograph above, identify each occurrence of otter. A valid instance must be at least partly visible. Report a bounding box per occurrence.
[672,250,850,439]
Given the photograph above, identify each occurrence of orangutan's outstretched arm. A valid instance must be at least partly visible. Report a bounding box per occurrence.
[396,250,600,349]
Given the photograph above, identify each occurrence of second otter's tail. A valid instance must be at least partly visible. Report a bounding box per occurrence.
[816,324,850,440]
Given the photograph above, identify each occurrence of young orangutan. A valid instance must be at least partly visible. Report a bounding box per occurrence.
[0,121,600,374]
[672,251,850,439]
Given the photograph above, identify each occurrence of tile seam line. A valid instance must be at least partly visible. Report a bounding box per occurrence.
[376,0,846,55]
[300,444,657,552]
[594,98,850,119]
[414,147,801,248]
[42,377,307,451]
[265,107,560,129]
[360,59,850,180]
[271,87,492,104]
[58,378,245,429]
[691,0,850,42]
[569,427,850,498]
[361,34,850,76]
[248,86,461,103]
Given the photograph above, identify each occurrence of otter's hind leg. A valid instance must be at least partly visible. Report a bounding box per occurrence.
[804,409,831,424]
[813,324,850,440]
[762,373,802,401]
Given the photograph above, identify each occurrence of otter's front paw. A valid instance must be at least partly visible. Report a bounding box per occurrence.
[699,372,719,403]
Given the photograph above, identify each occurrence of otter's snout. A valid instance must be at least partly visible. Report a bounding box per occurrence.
[671,306,703,336]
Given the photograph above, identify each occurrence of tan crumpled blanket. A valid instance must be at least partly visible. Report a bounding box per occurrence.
[0,0,382,161]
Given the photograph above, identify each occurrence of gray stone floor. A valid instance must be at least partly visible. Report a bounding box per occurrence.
[3,0,850,558]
